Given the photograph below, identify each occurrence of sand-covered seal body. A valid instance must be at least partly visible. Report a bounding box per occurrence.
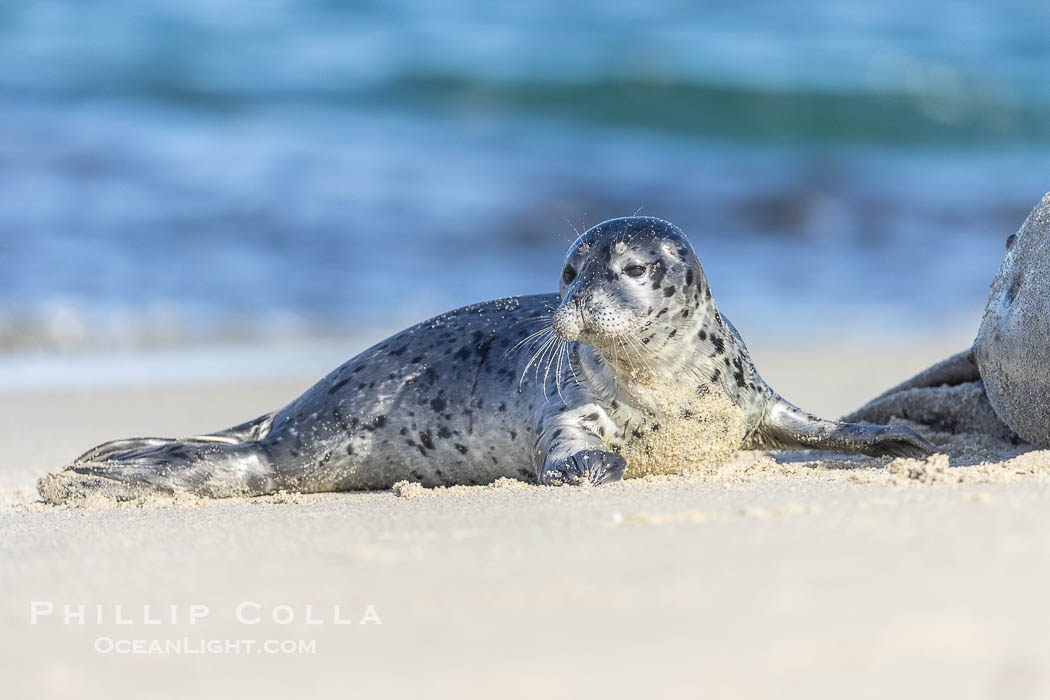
[847,191,1050,447]
[42,217,933,503]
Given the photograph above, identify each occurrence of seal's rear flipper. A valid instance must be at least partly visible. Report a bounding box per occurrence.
[749,398,936,458]
[843,348,1016,440]
[74,437,182,465]
[73,412,275,465]
[42,433,279,505]
[843,381,1016,442]
[857,347,980,405]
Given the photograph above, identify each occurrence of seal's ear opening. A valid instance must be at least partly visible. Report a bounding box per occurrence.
[1006,233,1017,251]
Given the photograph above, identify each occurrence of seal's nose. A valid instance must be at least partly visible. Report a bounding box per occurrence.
[552,300,583,341]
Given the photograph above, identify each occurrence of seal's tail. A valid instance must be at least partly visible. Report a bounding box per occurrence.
[38,413,278,504]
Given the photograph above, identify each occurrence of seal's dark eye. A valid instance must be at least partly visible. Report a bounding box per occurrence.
[562,265,576,284]
[623,264,646,278]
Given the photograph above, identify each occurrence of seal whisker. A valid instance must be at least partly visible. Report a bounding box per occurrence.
[618,337,628,374]
[521,330,554,374]
[511,325,551,347]
[509,314,555,329]
[552,339,569,406]
[623,333,656,378]
[564,217,581,240]
[520,330,556,392]
[553,342,563,403]
[565,217,587,249]
[541,338,558,403]
[540,334,561,403]
[532,335,554,400]
[505,324,554,361]
[508,329,550,358]
[615,337,632,373]
[517,331,547,380]
[619,334,644,375]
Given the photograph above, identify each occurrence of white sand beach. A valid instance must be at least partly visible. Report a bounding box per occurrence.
[4,331,1050,700]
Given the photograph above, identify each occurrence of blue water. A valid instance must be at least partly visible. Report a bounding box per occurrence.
[2,0,1050,351]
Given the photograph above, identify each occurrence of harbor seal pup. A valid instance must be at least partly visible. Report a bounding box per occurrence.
[39,216,933,503]
[846,191,1050,446]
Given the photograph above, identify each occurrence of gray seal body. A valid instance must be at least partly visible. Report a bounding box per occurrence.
[42,217,932,502]
[847,191,1050,446]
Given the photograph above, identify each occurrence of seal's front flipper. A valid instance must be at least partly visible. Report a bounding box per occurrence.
[536,404,627,486]
[41,440,278,504]
[541,450,627,486]
[750,398,935,458]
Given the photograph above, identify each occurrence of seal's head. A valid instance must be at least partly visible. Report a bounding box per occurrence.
[552,217,710,352]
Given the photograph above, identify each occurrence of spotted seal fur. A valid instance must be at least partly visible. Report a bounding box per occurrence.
[39,216,933,502]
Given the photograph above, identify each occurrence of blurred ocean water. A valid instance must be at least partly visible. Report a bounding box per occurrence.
[2,0,1050,353]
